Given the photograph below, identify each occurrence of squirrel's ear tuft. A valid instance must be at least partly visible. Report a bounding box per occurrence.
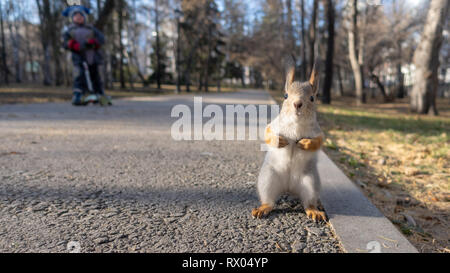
[285,66,295,91]
[309,60,319,95]
[284,55,296,91]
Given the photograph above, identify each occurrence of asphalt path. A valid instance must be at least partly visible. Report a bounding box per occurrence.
[0,90,342,253]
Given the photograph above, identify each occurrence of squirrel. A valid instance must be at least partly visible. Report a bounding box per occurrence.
[252,60,326,222]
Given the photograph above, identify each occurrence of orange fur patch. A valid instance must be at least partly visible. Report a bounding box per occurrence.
[264,126,273,145]
[265,126,288,148]
[297,136,323,151]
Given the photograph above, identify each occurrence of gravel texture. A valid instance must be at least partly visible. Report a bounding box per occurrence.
[0,90,342,253]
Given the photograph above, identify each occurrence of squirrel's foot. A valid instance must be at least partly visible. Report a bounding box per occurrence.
[305,206,326,222]
[252,204,273,219]
[297,136,323,151]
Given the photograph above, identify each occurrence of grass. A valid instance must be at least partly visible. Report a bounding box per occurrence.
[269,90,449,252]
[0,83,238,105]
[320,97,449,253]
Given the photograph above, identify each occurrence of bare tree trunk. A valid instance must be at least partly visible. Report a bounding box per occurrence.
[370,72,388,102]
[198,72,203,91]
[308,0,318,76]
[95,0,116,32]
[155,0,161,90]
[97,0,102,19]
[336,65,344,96]
[42,46,52,85]
[204,25,212,92]
[286,0,294,52]
[176,13,181,93]
[126,61,134,90]
[395,35,405,98]
[36,0,53,86]
[410,0,449,115]
[105,20,115,89]
[348,0,365,104]
[217,60,221,92]
[396,60,405,98]
[118,1,125,89]
[24,22,36,82]
[184,40,200,93]
[321,0,335,104]
[0,0,8,84]
[7,6,21,83]
[300,0,307,81]
[51,27,63,86]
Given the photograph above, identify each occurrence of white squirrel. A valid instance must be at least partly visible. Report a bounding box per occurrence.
[252,60,326,221]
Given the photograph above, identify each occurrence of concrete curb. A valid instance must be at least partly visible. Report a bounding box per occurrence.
[264,89,417,253]
[317,151,418,253]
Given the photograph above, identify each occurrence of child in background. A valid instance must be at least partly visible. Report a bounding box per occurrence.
[62,5,111,106]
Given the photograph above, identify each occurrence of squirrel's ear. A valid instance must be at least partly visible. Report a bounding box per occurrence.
[309,60,319,95]
[284,55,296,92]
[285,66,295,92]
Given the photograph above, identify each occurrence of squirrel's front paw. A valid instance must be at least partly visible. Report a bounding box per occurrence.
[265,126,288,148]
[252,204,273,218]
[266,135,288,148]
[277,136,288,148]
[297,136,323,151]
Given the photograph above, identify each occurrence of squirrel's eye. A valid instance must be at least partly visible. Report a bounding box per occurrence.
[310,96,314,102]
[284,93,288,99]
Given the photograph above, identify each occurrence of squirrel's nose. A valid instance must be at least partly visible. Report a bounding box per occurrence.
[294,101,303,109]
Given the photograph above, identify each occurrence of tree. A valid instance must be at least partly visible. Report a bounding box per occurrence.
[299,0,307,80]
[246,0,288,88]
[0,0,8,84]
[386,0,423,99]
[35,0,53,85]
[348,0,365,104]
[222,0,247,86]
[364,4,390,101]
[117,0,126,89]
[153,0,162,89]
[95,0,116,32]
[410,0,449,115]
[180,0,224,92]
[5,0,22,83]
[127,0,148,86]
[321,0,335,104]
[149,33,171,84]
[308,0,318,76]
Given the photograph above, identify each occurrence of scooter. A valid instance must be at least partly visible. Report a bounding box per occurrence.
[81,60,112,106]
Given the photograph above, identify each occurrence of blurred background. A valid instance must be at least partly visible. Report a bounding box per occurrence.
[0,0,448,112]
[0,0,448,253]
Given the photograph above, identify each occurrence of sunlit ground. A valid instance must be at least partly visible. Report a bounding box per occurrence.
[319,97,449,253]
[0,83,238,105]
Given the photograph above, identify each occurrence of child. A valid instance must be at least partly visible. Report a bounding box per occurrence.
[62,5,111,105]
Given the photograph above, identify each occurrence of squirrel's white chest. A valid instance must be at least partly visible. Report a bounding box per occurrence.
[263,116,319,187]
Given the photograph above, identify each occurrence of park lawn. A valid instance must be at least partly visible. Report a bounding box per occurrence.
[269,90,449,252]
[319,99,449,253]
[0,83,238,105]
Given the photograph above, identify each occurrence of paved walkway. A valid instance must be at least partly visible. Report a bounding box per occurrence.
[0,90,342,253]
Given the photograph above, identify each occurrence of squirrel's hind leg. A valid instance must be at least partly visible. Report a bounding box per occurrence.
[252,165,284,219]
[294,170,326,222]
